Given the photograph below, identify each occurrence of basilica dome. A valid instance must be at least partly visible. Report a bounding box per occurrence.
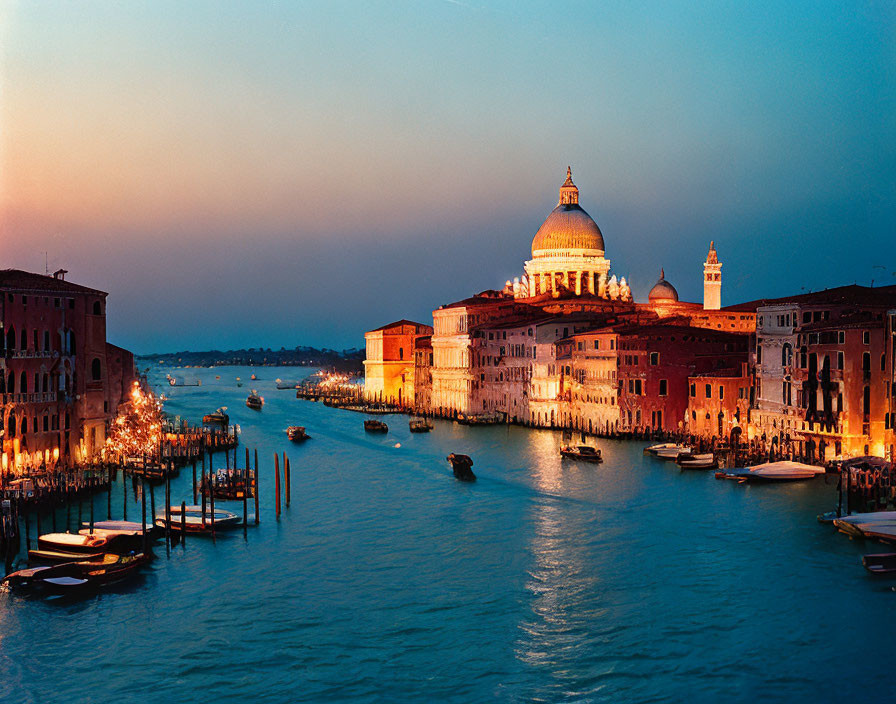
[531,168,605,257]
[648,269,679,302]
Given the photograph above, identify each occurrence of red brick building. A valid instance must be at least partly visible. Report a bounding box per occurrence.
[1,269,136,470]
[616,324,749,433]
[687,364,752,438]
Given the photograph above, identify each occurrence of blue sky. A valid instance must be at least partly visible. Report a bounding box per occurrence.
[2,0,893,352]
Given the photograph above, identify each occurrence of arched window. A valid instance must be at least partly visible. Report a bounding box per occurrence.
[20,371,27,394]
[43,414,49,432]
[781,343,793,367]
[0,375,4,394]
[67,330,76,355]
[7,373,14,394]
[34,373,39,393]
[5,328,14,352]
[862,352,871,371]
[92,301,102,315]
[21,417,27,434]
[20,328,27,350]
[8,415,15,436]
[42,374,49,393]
[399,347,404,360]
[91,358,102,381]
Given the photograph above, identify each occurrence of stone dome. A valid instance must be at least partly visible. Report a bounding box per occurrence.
[648,269,679,302]
[531,168,605,257]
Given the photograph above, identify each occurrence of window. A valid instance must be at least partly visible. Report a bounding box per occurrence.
[862,352,871,372]
[44,330,50,351]
[863,331,870,345]
[649,352,659,366]
[863,385,870,415]
[782,344,792,367]
[20,329,27,350]
[690,383,696,397]
[659,379,667,396]
[838,331,845,344]
[719,386,724,400]
[399,347,404,361]
[593,340,600,350]
[705,384,712,399]
[837,352,844,370]
[20,371,27,393]
[91,358,102,381]
[757,345,762,364]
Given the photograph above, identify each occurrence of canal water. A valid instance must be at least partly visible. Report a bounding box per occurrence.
[1,365,894,703]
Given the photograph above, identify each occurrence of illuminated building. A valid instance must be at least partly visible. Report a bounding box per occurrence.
[0,268,136,468]
[363,319,432,407]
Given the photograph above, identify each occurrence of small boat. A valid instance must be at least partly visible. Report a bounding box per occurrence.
[851,523,896,543]
[833,511,896,537]
[447,453,476,481]
[287,426,311,442]
[652,445,692,460]
[4,553,150,592]
[676,452,717,469]
[409,418,433,433]
[28,549,107,564]
[246,392,264,410]
[81,520,156,534]
[202,408,230,427]
[37,532,111,554]
[560,445,603,463]
[250,373,257,380]
[456,411,503,426]
[862,553,896,575]
[364,420,388,433]
[155,506,241,532]
[715,461,826,483]
[645,442,680,455]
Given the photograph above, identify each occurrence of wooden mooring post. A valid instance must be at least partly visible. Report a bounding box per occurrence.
[254,448,260,525]
[180,500,186,549]
[275,452,281,519]
[164,475,171,555]
[123,473,128,521]
[285,454,291,508]
[192,459,198,505]
[210,473,216,543]
[141,476,148,555]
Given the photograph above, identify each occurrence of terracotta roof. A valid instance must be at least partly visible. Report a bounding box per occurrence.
[368,319,433,333]
[752,284,896,310]
[0,269,106,296]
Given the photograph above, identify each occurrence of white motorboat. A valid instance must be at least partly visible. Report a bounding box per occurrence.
[645,442,678,455]
[717,461,825,483]
[653,445,691,460]
[676,452,717,469]
[833,511,896,538]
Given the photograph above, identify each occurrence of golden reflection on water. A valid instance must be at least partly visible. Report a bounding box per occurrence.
[515,429,603,674]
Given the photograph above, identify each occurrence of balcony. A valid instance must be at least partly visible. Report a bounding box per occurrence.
[1,391,59,405]
[4,349,62,360]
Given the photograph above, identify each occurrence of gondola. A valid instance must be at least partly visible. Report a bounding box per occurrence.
[559,445,603,463]
[364,420,388,433]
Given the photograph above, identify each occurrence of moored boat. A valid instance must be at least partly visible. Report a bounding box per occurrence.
[862,553,896,575]
[28,549,107,564]
[715,461,825,483]
[5,553,150,592]
[37,532,112,554]
[155,505,241,532]
[676,452,717,469]
[202,408,229,427]
[246,392,264,410]
[287,426,311,442]
[364,419,388,433]
[653,445,692,460]
[645,442,679,455]
[833,511,896,537]
[560,445,603,463]
[409,418,433,433]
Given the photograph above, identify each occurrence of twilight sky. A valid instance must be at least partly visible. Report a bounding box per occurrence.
[1,0,894,354]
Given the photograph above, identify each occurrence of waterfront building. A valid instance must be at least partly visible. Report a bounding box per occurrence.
[561,328,621,434]
[412,336,432,413]
[616,324,748,433]
[687,364,752,438]
[0,268,136,467]
[363,319,432,407]
[753,285,896,460]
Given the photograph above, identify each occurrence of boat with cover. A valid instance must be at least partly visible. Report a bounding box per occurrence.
[287,426,310,442]
[560,445,603,463]
[832,511,896,537]
[456,411,503,426]
[28,549,106,563]
[409,418,434,433]
[676,452,717,469]
[246,392,264,410]
[81,520,156,533]
[715,461,825,483]
[37,532,114,554]
[849,523,896,543]
[364,420,388,433]
[862,553,896,575]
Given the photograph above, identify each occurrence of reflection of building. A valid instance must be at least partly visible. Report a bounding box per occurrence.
[363,319,432,407]
[1,269,136,466]
[753,285,896,460]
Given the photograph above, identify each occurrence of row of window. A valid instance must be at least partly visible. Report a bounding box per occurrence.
[3,411,70,436]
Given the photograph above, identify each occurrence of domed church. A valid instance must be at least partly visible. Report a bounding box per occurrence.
[511,168,631,302]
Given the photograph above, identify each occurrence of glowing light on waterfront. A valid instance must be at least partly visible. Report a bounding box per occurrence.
[103,381,163,461]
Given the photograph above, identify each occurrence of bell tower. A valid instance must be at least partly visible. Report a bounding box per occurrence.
[703,241,721,310]
[558,166,578,205]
